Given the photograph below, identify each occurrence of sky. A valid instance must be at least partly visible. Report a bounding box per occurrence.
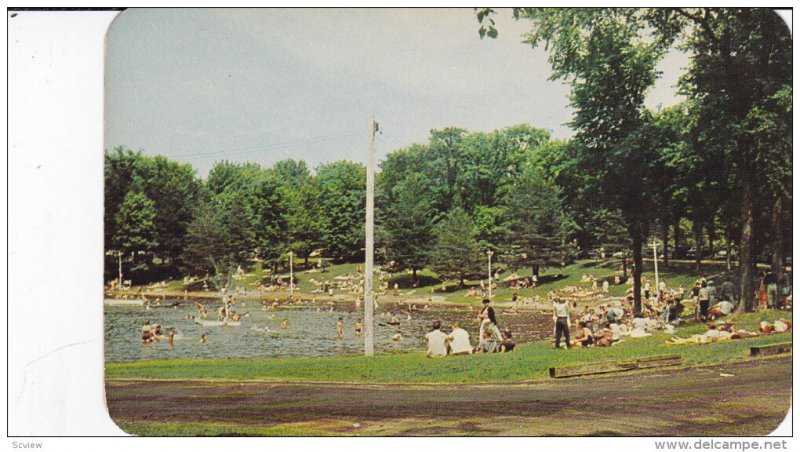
[105,8,689,177]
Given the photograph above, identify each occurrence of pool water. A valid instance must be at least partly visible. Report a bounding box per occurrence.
[104,300,553,363]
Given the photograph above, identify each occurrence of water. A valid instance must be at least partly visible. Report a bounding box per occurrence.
[104,299,553,363]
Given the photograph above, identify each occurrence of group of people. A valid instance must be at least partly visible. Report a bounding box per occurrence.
[141,320,176,345]
[425,298,516,357]
[337,317,363,338]
[666,318,792,345]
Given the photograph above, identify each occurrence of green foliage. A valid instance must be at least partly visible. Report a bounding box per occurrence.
[315,161,366,262]
[430,207,483,285]
[112,191,157,258]
[505,156,576,270]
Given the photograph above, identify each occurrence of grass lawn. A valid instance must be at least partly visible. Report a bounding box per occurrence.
[120,257,734,310]
[106,310,791,383]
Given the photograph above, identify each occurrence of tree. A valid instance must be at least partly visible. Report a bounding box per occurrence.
[315,161,366,262]
[486,8,669,314]
[112,191,157,262]
[430,207,483,286]
[104,147,201,273]
[506,156,575,276]
[132,155,201,266]
[649,8,792,311]
[272,159,320,265]
[105,147,145,255]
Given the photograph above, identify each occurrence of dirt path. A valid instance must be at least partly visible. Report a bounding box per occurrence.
[107,357,792,436]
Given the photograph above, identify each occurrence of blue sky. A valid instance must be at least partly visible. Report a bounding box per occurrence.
[105,8,688,177]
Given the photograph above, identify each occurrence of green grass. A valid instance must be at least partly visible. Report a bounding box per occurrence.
[106,310,791,383]
[127,258,720,308]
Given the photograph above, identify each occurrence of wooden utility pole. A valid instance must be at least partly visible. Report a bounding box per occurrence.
[364,115,378,356]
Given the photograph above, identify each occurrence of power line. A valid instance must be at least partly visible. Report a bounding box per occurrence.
[168,129,362,160]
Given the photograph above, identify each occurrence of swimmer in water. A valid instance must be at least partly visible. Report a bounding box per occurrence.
[167,330,175,346]
[355,318,362,336]
[337,317,344,338]
[281,320,289,329]
[199,333,207,343]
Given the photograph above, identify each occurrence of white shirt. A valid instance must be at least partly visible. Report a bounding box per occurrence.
[553,301,570,318]
[425,330,448,357]
[609,323,621,340]
[447,328,472,354]
[716,301,734,315]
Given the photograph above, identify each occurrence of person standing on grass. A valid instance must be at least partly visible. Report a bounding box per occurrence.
[478,298,502,341]
[720,278,735,303]
[553,298,571,349]
[698,281,710,321]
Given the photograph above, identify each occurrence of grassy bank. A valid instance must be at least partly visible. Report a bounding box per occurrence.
[106,310,791,383]
[117,258,713,306]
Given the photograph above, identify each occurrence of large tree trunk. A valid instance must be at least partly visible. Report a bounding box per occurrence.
[622,258,627,279]
[632,232,643,316]
[770,197,785,307]
[673,218,682,252]
[662,222,670,268]
[707,223,717,256]
[735,181,756,314]
[412,267,418,285]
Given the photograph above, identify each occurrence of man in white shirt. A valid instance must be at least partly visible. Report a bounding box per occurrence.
[553,298,571,349]
[425,320,448,357]
[446,322,472,355]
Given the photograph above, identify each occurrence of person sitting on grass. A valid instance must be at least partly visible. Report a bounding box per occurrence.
[665,323,732,345]
[758,319,792,334]
[499,329,516,352]
[446,322,472,355]
[425,320,448,357]
[594,327,615,347]
[475,330,498,353]
[574,321,594,347]
[708,299,735,320]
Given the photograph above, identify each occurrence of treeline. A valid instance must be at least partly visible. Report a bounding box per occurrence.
[104,125,578,285]
[105,149,366,281]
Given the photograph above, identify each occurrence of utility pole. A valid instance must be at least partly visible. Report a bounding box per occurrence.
[487,250,494,299]
[364,115,378,356]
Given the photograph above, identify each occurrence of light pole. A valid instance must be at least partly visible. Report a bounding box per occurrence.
[651,240,659,297]
[487,250,494,299]
[118,251,123,292]
[288,251,294,300]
